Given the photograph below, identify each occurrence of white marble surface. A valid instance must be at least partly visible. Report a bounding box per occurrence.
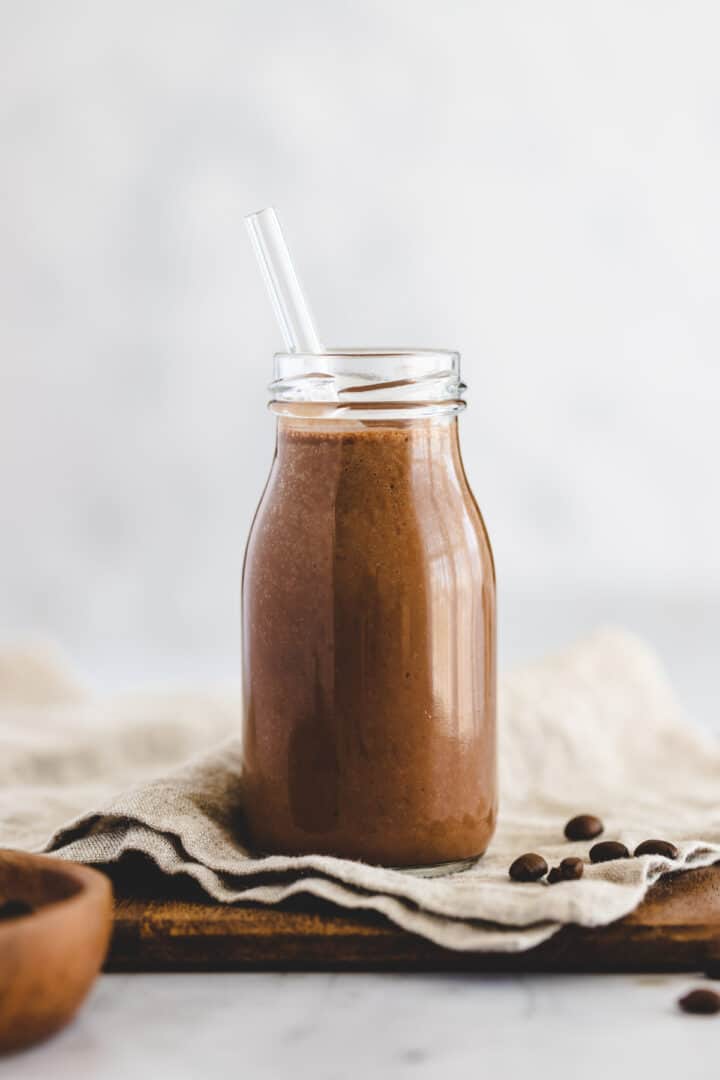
[3,971,718,1080]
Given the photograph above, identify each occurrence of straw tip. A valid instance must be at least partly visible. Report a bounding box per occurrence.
[245,206,275,222]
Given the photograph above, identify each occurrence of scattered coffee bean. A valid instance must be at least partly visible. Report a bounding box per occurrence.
[564,814,604,841]
[509,853,548,882]
[560,857,584,880]
[0,899,34,920]
[678,989,720,1015]
[547,859,584,884]
[589,841,630,863]
[633,839,679,860]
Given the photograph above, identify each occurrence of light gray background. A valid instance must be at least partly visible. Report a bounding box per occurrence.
[1,1,719,715]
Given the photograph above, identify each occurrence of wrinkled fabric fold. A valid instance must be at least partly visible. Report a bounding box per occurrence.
[1,630,719,952]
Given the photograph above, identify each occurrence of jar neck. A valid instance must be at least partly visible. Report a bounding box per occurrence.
[274,414,463,471]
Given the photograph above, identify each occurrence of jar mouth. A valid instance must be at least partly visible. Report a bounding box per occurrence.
[270,347,466,418]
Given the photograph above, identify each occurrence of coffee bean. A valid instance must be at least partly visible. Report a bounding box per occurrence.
[678,989,720,1015]
[0,899,34,920]
[560,857,584,880]
[633,839,679,860]
[564,814,604,841]
[509,853,548,882]
[547,867,563,884]
[589,841,630,863]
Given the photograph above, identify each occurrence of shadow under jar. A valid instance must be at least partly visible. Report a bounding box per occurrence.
[241,349,496,873]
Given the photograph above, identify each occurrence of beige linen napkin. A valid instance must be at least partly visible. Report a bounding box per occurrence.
[1,630,718,952]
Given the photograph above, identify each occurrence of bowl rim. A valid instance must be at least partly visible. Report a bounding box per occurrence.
[0,848,112,934]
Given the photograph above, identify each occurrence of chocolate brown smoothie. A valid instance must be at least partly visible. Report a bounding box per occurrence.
[241,414,496,868]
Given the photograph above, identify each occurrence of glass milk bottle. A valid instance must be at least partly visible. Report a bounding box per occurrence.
[241,348,496,872]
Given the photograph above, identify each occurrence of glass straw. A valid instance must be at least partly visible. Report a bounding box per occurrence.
[245,207,323,354]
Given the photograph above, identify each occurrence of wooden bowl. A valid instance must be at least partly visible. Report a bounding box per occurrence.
[0,849,113,1055]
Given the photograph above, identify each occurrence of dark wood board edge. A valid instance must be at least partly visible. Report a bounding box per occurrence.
[105,865,720,974]
[107,921,720,974]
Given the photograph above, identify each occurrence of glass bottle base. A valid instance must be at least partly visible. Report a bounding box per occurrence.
[390,855,480,878]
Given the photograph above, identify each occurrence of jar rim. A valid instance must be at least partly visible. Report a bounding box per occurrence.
[273,347,460,364]
[270,347,466,418]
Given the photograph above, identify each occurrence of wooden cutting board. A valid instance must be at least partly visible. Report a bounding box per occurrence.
[106,862,720,973]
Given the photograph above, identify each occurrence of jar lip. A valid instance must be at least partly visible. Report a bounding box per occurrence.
[273,346,460,364]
